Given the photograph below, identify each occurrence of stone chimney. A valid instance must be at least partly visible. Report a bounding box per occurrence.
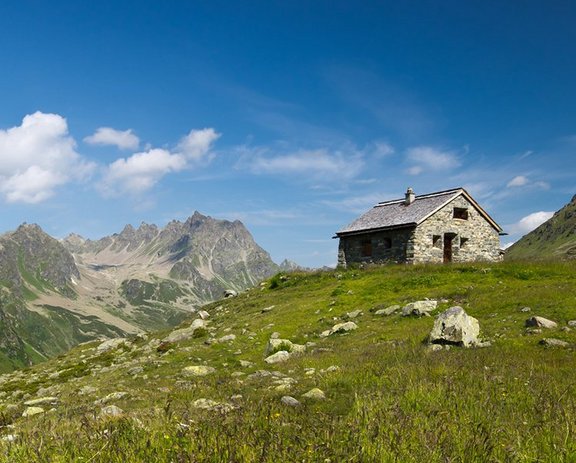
[405,187,415,205]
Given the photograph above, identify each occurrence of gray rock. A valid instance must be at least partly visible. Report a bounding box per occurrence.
[264,351,291,364]
[22,406,44,417]
[79,385,98,395]
[525,316,558,329]
[100,405,124,417]
[281,395,301,407]
[193,398,235,413]
[374,305,400,316]
[261,306,275,313]
[539,338,570,347]
[182,365,216,376]
[24,396,58,406]
[402,300,438,317]
[568,320,576,327]
[346,310,362,319]
[198,310,210,320]
[94,391,129,405]
[163,319,207,343]
[270,332,280,339]
[302,388,325,400]
[265,338,294,355]
[330,321,358,335]
[218,334,236,343]
[224,289,238,298]
[520,307,531,313]
[429,306,480,347]
[96,338,129,354]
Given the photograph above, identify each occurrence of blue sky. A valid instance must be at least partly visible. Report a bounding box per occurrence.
[0,1,575,267]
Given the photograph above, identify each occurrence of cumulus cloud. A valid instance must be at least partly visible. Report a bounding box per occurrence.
[406,146,460,175]
[176,128,221,162]
[84,127,140,150]
[245,148,364,181]
[0,111,94,203]
[508,211,554,235]
[100,128,220,196]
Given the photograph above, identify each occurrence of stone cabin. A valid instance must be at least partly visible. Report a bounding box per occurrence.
[335,187,504,267]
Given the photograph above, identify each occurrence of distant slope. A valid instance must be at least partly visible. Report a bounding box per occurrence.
[506,195,576,260]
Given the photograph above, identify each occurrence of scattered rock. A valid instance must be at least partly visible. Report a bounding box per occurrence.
[525,316,557,329]
[539,338,570,347]
[324,365,340,373]
[346,310,362,319]
[198,310,210,320]
[374,305,400,316]
[261,306,275,313]
[1,434,17,442]
[567,320,576,327]
[163,319,207,343]
[22,407,45,417]
[224,290,238,298]
[193,398,235,413]
[429,306,480,347]
[402,300,438,317]
[320,321,358,337]
[182,365,216,377]
[520,307,531,313]
[427,344,445,352]
[218,334,236,343]
[100,405,124,417]
[270,332,280,339]
[281,396,301,407]
[95,392,129,405]
[302,388,325,400]
[96,338,129,354]
[24,397,58,406]
[239,360,255,368]
[264,351,291,364]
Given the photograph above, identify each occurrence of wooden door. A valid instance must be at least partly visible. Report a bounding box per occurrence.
[443,234,453,263]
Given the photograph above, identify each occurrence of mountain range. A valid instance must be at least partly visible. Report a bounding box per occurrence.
[0,212,279,371]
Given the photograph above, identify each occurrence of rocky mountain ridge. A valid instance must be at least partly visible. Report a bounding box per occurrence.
[0,213,279,371]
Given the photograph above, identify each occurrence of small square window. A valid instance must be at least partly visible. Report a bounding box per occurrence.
[382,237,392,249]
[453,207,469,220]
[432,235,442,248]
[460,237,469,247]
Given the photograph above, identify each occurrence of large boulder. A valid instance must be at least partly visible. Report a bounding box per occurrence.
[429,306,480,347]
[319,321,359,338]
[163,319,206,343]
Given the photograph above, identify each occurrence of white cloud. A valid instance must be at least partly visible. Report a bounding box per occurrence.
[322,192,395,213]
[406,146,460,175]
[100,149,186,196]
[99,127,220,196]
[370,141,395,158]
[246,148,364,181]
[176,128,220,162]
[84,127,140,150]
[508,211,554,235]
[0,111,94,203]
[507,175,529,187]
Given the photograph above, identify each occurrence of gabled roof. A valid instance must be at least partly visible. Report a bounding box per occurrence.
[336,187,502,236]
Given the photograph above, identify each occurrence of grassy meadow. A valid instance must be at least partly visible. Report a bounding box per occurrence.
[0,260,575,462]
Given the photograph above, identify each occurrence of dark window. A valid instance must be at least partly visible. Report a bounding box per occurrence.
[361,239,372,257]
[383,237,392,249]
[433,235,442,248]
[453,207,469,220]
[460,237,469,247]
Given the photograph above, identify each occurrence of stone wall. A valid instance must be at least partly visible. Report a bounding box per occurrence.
[411,195,501,263]
[337,195,501,267]
[337,227,414,267]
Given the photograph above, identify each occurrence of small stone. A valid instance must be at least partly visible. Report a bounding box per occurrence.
[24,396,58,406]
[330,321,358,334]
[164,319,207,343]
[198,310,210,320]
[22,407,44,417]
[79,385,98,395]
[568,320,576,327]
[182,365,216,376]
[539,338,570,347]
[402,300,438,317]
[218,334,236,343]
[525,316,557,329]
[224,290,238,298]
[264,351,291,364]
[346,310,362,319]
[239,360,254,368]
[374,305,400,316]
[100,405,124,417]
[281,396,301,407]
[270,332,280,339]
[325,365,340,373]
[520,307,531,313]
[96,338,128,354]
[261,306,275,313]
[302,388,325,400]
[94,391,129,405]
[1,434,17,442]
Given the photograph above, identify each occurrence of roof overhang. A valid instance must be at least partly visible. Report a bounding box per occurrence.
[334,223,417,239]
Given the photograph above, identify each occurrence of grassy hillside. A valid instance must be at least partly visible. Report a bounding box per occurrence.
[506,195,576,260]
[0,261,575,461]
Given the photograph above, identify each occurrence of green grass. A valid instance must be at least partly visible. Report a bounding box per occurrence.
[1,261,576,461]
